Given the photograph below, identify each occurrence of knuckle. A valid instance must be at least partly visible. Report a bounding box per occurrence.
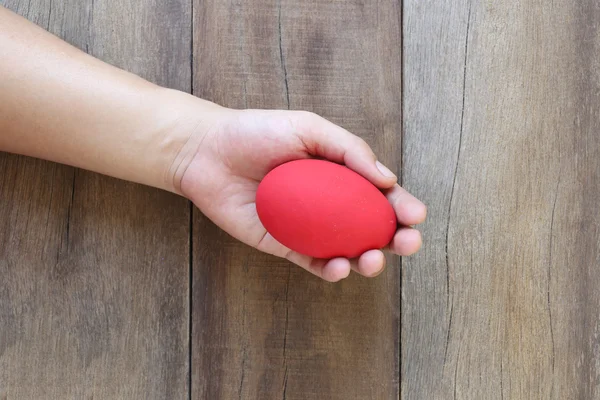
[355,136,375,156]
[288,110,316,131]
[301,110,318,119]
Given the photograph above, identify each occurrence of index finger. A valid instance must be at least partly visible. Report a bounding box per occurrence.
[385,184,427,226]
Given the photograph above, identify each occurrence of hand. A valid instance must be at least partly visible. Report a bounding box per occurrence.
[178,107,426,282]
[0,7,425,282]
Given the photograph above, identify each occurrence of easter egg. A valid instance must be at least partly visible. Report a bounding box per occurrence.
[256,159,397,259]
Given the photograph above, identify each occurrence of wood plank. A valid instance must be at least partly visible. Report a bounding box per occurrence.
[403,1,600,398]
[0,1,191,398]
[401,0,471,397]
[191,0,402,399]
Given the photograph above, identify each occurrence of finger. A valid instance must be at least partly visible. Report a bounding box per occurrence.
[291,111,397,189]
[286,251,351,282]
[322,258,353,282]
[257,232,351,282]
[387,227,422,256]
[350,249,387,278]
[385,184,427,225]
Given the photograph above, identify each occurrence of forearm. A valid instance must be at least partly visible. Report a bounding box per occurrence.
[0,6,213,193]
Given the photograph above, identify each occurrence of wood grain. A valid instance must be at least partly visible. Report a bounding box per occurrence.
[403,1,600,398]
[191,0,402,399]
[0,1,191,398]
[9,0,599,398]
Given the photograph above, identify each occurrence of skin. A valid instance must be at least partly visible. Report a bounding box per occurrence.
[0,6,426,282]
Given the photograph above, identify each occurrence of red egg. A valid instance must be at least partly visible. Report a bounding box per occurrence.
[256,159,397,259]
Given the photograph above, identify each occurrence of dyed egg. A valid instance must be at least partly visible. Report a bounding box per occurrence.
[256,159,397,259]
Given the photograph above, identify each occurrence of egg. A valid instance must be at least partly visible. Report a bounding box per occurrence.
[256,159,397,259]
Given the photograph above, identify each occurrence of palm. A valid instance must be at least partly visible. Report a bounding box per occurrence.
[183,110,308,258]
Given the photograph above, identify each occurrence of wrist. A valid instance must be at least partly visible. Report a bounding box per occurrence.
[150,88,227,195]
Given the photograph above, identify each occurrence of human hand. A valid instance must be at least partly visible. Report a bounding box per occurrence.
[177,106,427,282]
[0,7,424,283]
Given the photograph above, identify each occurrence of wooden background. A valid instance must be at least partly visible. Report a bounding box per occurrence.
[1,0,599,399]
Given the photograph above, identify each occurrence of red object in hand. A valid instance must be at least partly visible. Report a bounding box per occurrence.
[256,159,397,259]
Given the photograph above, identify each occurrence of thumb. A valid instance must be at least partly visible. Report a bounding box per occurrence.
[291,111,397,189]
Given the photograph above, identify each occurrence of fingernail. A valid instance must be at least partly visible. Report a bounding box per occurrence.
[376,161,396,179]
